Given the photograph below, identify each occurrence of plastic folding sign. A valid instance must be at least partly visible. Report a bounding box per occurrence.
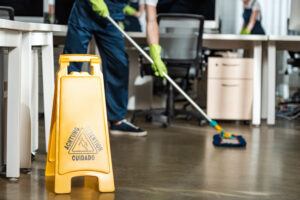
[45,55,115,194]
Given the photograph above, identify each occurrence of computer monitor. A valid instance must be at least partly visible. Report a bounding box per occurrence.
[55,0,74,25]
[289,0,300,31]
[0,0,43,22]
[157,0,219,32]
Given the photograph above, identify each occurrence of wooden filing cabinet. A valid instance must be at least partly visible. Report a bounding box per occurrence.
[207,57,253,120]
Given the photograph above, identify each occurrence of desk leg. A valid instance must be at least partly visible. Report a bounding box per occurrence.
[261,43,268,120]
[31,49,39,153]
[6,45,22,178]
[267,42,276,125]
[20,33,32,169]
[252,42,262,125]
[42,33,54,151]
[0,52,4,169]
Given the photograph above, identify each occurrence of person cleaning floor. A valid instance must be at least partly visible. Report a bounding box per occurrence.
[64,0,167,137]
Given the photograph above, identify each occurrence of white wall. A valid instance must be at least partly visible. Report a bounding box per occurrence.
[44,0,55,12]
[44,0,48,13]
[290,0,300,31]
[218,0,239,34]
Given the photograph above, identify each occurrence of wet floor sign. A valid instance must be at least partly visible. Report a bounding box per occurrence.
[45,55,115,194]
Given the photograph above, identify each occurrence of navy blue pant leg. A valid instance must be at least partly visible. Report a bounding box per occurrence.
[63,12,128,122]
[93,23,129,122]
[63,22,93,72]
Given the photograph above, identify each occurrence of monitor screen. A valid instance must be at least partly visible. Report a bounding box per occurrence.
[0,0,43,16]
[55,0,75,24]
[157,0,216,20]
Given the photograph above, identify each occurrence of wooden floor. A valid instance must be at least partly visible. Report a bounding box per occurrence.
[0,119,300,200]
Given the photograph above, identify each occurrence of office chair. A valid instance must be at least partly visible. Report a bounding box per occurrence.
[287,51,300,102]
[286,18,300,95]
[287,52,300,67]
[137,14,205,126]
[287,18,300,70]
[277,17,300,120]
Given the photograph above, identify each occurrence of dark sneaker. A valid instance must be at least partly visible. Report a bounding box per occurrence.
[110,119,147,137]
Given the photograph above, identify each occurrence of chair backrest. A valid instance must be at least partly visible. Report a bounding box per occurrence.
[0,6,14,20]
[158,14,204,62]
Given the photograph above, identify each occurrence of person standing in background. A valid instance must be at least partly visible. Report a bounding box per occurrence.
[241,0,265,35]
[123,0,144,32]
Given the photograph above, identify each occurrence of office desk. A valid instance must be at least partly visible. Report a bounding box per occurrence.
[127,32,268,126]
[53,31,268,125]
[0,28,22,179]
[0,25,269,177]
[267,35,300,125]
[0,19,66,179]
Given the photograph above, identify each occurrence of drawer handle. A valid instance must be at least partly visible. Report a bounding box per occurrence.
[221,63,240,67]
[222,84,238,87]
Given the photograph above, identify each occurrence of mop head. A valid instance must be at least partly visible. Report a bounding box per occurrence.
[210,120,247,148]
[212,134,247,147]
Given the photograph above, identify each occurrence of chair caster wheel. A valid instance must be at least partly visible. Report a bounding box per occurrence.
[162,123,168,128]
[31,153,36,161]
[145,115,152,122]
[21,168,32,174]
[243,121,250,125]
[198,120,206,126]
[1,165,6,173]
[185,115,192,121]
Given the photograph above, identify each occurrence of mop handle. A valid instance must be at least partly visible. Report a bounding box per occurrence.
[107,16,212,123]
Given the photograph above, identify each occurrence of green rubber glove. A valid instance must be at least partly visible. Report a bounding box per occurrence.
[240,28,251,35]
[123,5,137,16]
[90,0,109,17]
[118,21,125,30]
[149,44,168,78]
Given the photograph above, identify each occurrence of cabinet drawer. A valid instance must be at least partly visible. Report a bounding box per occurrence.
[207,79,253,120]
[208,57,253,79]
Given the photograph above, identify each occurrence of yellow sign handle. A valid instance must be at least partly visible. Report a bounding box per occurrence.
[58,54,101,76]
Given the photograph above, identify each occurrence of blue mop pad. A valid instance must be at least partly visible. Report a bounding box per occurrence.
[213,134,247,148]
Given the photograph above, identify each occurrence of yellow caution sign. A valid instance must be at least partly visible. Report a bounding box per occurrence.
[45,54,115,194]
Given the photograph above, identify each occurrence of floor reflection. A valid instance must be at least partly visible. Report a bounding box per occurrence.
[0,119,300,200]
